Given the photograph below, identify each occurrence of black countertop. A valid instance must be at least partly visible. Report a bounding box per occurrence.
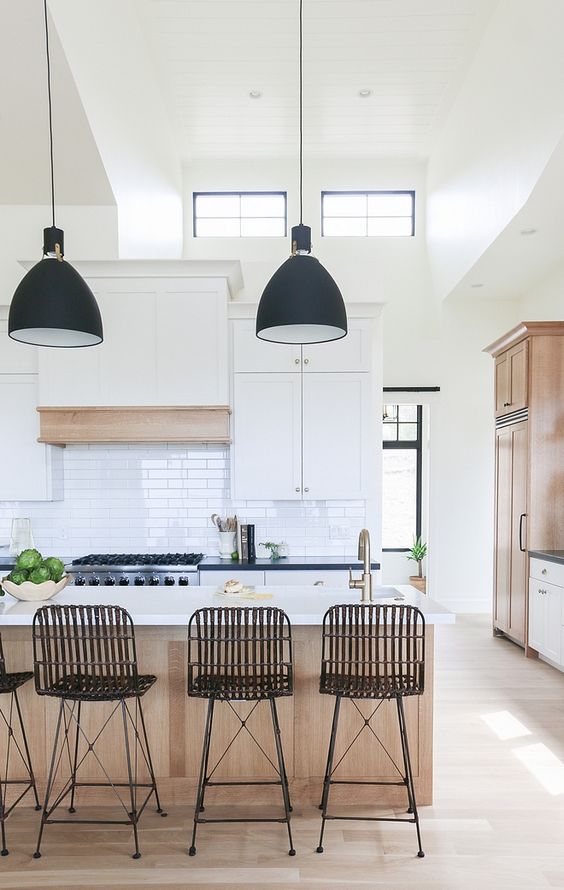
[529,550,564,565]
[200,556,381,571]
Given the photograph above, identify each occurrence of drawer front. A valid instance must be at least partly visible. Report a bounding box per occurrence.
[529,557,564,588]
[264,569,351,587]
[199,569,266,588]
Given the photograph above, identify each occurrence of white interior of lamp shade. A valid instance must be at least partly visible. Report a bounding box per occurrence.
[9,328,102,347]
[256,324,347,344]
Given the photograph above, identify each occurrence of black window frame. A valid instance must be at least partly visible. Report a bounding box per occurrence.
[321,189,415,237]
[192,190,288,238]
[382,404,422,552]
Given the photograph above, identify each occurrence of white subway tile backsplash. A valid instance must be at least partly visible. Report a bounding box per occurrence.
[0,443,366,558]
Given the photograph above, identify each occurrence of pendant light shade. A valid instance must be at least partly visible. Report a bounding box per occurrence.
[8,1,103,349]
[9,228,103,347]
[256,1,347,345]
[256,225,347,344]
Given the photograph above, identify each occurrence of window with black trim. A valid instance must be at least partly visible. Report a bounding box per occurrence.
[382,404,422,550]
[193,191,287,237]
[321,190,415,237]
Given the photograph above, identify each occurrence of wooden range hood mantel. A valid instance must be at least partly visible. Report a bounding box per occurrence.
[37,406,231,446]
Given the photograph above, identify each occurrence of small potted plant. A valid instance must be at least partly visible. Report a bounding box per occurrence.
[407,536,427,593]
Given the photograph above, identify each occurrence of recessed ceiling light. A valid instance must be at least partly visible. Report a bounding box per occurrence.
[249,90,262,99]
[520,227,537,236]
[471,283,484,288]
[358,89,372,98]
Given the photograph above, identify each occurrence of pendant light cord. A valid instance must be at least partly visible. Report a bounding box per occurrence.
[43,0,56,228]
[299,0,303,225]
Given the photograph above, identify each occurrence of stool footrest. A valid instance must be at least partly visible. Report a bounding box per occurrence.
[206,779,282,787]
[329,779,406,787]
[324,815,416,824]
[197,817,288,824]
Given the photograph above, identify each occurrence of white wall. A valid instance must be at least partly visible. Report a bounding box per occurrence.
[0,204,118,300]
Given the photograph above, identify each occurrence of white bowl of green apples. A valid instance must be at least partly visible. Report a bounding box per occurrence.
[1,550,69,602]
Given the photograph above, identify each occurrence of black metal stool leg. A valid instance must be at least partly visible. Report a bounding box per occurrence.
[189,698,214,856]
[137,697,167,817]
[269,696,295,856]
[121,698,141,860]
[397,697,424,858]
[68,701,81,814]
[34,698,65,859]
[317,694,342,854]
[197,698,215,815]
[395,696,415,815]
[13,689,41,811]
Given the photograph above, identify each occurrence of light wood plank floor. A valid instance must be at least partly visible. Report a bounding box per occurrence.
[1,615,564,889]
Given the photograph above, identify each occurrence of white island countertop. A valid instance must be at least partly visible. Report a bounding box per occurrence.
[0,584,454,626]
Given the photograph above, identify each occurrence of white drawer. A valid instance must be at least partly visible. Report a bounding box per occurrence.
[264,569,350,587]
[199,569,266,588]
[530,557,564,588]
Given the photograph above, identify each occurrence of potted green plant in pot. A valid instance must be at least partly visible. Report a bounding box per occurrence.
[407,536,427,594]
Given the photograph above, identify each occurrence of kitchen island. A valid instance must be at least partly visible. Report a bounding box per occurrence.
[0,585,453,807]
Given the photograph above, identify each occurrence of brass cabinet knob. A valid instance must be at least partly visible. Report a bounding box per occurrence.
[304,358,310,364]
[294,358,301,364]
[304,487,309,492]
[295,487,300,492]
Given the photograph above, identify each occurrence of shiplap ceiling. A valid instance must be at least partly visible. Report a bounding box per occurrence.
[138,0,497,160]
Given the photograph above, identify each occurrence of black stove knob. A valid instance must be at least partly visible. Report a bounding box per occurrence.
[134,576,145,586]
[104,576,116,586]
[89,576,101,586]
[148,576,160,586]
[119,576,130,586]
[74,575,86,586]
[164,576,175,586]
[178,576,189,586]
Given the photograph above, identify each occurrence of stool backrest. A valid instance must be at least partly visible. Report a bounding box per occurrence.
[32,604,139,695]
[0,634,6,680]
[188,607,293,696]
[321,603,425,696]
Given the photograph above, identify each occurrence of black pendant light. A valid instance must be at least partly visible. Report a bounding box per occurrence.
[256,0,347,344]
[8,0,103,348]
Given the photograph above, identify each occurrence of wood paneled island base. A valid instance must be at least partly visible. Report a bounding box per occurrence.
[0,623,434,809]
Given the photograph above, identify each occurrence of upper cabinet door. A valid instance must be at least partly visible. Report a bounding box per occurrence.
[231,373,302,500]
[156,284,228,405]
[302,372,370,500]
[494,352,510,417]
[232,319,301,372]
[0,375,60,500]
[302,318,372,372]
[495,341,528,417]
[509,340,528,413]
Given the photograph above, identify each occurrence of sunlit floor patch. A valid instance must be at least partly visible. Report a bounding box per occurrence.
[480,710,531,740]
[513,742,564,795]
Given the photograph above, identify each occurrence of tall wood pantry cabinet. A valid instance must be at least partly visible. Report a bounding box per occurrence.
[485,322,564,649]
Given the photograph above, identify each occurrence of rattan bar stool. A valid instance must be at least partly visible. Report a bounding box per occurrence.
[187,606,295,856]
[0,634,41,856]
[316,603,425,858]
[32,604,166,860]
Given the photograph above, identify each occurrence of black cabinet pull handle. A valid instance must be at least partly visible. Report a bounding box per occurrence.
[519,513,527,552]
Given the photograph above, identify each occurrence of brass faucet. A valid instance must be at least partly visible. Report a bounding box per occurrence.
[349,528,372,603]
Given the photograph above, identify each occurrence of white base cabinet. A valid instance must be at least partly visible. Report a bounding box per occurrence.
[199,568,352,587]
[528,558,564,666]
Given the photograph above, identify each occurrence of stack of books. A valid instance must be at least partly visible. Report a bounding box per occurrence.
[236,523,256,562]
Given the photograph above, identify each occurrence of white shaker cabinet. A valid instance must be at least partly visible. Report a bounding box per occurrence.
[232,373,302,500]
[231,371,371,500]
[0,375,61,501]
[528,578,561,664]
[38,273,229,407]
[302,373,369,500]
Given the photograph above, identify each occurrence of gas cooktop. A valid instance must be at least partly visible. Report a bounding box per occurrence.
[68,553,205,587]
[71,553,204,568]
